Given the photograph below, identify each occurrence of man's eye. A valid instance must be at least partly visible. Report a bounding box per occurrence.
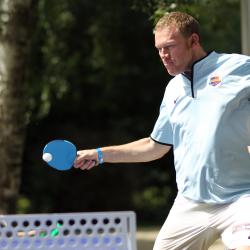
[157,45,175,53]
[164,45,175,50]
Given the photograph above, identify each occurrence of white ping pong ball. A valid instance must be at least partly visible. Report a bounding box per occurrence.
[42,153,53,162]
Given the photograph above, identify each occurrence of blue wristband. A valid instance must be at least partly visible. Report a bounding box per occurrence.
[96,148,104,164]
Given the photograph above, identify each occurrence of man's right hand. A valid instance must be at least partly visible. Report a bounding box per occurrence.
[74,149,99,170]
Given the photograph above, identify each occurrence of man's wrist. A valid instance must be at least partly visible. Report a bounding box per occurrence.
[96,148,104,164]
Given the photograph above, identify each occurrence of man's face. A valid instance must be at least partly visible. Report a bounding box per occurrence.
[155,26,195,76]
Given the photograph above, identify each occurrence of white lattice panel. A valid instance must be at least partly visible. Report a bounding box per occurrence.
[0,211,137,250]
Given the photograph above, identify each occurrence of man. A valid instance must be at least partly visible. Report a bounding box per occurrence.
[74,11,250,250]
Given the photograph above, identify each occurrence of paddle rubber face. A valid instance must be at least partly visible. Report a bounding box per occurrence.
[42,140,77,171]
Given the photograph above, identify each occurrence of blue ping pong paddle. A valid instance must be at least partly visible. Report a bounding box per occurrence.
[42,140,77,171]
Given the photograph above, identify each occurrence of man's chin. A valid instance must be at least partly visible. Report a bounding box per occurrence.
[166,69,179,76]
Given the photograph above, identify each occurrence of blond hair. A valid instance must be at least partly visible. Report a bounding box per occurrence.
[154,11,201,38]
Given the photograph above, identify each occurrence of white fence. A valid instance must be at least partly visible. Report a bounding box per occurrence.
[0,211,137,250]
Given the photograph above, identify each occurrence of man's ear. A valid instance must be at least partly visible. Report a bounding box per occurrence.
[190,33,200,47]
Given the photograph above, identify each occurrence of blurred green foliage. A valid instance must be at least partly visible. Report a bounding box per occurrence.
[20,0,240,225]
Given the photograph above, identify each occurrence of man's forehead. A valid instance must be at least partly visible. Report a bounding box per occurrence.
[154,26,181,46]
[155,25,180,37]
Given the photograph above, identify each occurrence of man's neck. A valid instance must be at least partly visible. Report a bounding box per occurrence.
[193,48,207,64]
[183,49,208,79]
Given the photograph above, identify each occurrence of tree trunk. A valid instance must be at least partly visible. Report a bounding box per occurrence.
[0,0,31,214]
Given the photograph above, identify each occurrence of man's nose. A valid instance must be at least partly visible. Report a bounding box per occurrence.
[159,47,170,58]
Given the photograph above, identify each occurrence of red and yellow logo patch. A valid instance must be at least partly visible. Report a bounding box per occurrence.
[209,75,222,86]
